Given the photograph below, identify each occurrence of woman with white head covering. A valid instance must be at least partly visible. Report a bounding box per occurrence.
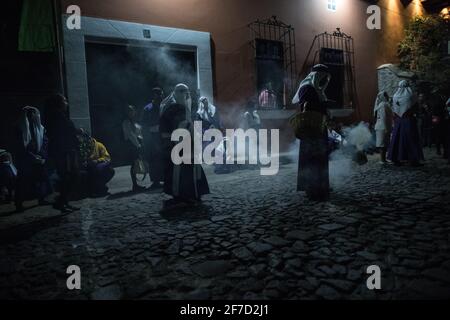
[292,64,331,106]
[387,80,424,166]
[373,91,392,163]
[291,64,331,201]
[196,96,221,130]
[160,83,210,208]
[196,96,223,166]
[0,149,17,203]
[13,106,51,212]
[122,104,145,192]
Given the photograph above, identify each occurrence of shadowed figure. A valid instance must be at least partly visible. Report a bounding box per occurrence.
[141,87,165,190]
[387,80,424,166]
[292,64,331,201]
[160,83,210,208]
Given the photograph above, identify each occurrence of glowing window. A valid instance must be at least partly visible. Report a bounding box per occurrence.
[327,0,337,12]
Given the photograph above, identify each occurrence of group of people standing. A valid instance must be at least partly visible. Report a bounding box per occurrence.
[373,81,450,166]
[122,84,215,209]
[291,64,450,203]
[0,94,115,213]
[4,69,445,211]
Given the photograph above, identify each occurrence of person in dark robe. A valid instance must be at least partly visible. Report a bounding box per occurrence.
[13,106,51,212]
[387,80,424,166]
[141,88,165,189]
[417,92,432,148]
[44,94,80,213]
[428,89,447,157]
[0,149,16,203]
[122,105,145,192]
[292,64,331,201]
[160,83,210,207]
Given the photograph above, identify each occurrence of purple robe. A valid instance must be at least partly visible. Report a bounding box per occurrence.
[387,114,424,163]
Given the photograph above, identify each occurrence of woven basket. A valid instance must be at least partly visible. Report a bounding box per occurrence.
[289,111,326,139]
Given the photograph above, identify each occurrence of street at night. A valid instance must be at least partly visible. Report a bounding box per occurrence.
[1,149,449,300]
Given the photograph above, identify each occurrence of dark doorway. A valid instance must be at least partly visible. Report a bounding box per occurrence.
[85,41,197,167]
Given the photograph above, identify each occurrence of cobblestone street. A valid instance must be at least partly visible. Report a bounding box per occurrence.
[1,149,450,300]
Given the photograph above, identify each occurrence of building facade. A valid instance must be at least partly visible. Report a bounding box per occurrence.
[2,0,445,153]
[59,0,429,124]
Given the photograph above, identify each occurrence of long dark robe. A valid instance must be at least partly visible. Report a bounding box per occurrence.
[13,129,51,204]
[45,111,79,204]
[295,85,330,201]
[387,109,424,163]
[160,103,210,200]
[141,102,164,183]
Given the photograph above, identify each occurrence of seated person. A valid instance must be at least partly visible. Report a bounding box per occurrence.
[0,149,17,203]
[77,130,115,197]
[87,137,115,197]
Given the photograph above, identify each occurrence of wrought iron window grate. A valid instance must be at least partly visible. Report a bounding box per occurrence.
[248,16,298,108]
[301,28,358,114]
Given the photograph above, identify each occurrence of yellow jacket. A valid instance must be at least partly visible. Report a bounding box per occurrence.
[90,139,111,163]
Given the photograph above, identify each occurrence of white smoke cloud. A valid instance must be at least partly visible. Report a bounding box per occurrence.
[285,121,374,189]
[343,122,374,151]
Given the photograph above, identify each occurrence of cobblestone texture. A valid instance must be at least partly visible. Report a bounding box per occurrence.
[0,149,450,300]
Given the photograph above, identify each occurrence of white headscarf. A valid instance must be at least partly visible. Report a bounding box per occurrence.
[160,83,192,116]
[160,83,193,130]
[19,106,45,152]
[373,91,390,115]
[197,96,216,122]
[392,80,417,117]
[292,66,331,104]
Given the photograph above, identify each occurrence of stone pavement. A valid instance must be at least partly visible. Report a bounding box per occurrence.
[0,149,450,300]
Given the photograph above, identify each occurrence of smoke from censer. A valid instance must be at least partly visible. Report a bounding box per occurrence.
[286,121,374,189]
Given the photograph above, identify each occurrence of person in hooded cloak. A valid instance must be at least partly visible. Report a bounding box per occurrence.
[291,64,331,201]
[387,80,424,166]
[45,94,81,213]
[160,84,210,206]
